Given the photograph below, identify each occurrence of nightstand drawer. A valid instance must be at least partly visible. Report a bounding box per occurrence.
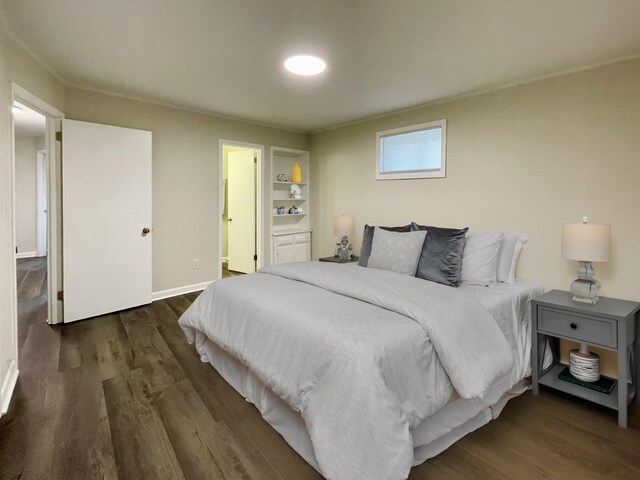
[538,308,617,348]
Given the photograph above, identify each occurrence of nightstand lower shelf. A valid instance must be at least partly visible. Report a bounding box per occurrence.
[538,363,636,411]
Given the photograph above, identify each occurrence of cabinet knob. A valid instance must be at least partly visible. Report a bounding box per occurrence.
[570,322,577,329]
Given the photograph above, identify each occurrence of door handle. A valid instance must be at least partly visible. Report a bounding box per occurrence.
[141,227,151,236]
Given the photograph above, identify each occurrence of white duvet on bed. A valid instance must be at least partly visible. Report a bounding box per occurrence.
[179,262,519,480]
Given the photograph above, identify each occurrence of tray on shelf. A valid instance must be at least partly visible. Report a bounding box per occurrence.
[558,366,616,394]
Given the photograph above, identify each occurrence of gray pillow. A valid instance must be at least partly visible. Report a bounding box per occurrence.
[367,227,427,275]
[358,224,412,267]
[411,222,469,287]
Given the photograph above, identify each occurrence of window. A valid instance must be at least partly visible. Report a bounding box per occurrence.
[376,119,446,180]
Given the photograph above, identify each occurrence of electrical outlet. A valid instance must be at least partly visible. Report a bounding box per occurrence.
[192,258,200,269]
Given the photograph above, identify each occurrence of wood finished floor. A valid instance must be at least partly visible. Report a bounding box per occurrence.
[222,265,243,278]
[1,258,639,479]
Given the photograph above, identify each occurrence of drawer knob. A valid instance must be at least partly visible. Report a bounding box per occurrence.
[570,322,577,329]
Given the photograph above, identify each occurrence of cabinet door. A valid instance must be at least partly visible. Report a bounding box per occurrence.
[293,240,311,262]
[276,244,296,264]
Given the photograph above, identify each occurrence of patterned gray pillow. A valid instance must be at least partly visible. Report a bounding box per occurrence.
[367,227,427,275]
[357,224,412,267]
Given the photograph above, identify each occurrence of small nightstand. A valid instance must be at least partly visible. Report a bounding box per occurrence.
[531,290,640,427]
[318,255,359,264]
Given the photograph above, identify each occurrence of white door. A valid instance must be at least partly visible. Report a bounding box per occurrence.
[36,150,47,257]
[62,119,152,322]
[227,149,256,273]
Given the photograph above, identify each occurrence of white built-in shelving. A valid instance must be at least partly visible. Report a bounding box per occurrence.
[270,147,311,265]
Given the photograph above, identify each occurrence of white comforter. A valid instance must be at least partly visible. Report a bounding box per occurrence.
[179,262,515,480]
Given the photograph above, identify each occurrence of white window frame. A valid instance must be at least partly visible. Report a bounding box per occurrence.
[375,119,447,180]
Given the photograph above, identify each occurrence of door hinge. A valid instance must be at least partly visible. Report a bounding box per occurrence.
[254,156,257,164]
[55,131,62,142]
[57,290,64,301]
[254,254,258,261]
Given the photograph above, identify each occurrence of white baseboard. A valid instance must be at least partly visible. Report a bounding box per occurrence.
[15,251,37,259]
[0,360,19,417]
[151,280,214,301]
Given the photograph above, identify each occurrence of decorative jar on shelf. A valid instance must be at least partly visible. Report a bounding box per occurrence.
[291,162,302,183]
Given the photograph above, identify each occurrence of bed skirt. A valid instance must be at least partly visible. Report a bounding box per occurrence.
[200,337,530,474]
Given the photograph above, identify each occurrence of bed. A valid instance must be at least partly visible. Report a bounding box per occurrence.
[179,260,545,480]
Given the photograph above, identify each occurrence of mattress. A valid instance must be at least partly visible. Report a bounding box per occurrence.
[191,278,545,475]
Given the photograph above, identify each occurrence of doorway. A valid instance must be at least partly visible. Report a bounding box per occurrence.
[219,141,264,278]
[10,84,64,334]
[12,99,49,338]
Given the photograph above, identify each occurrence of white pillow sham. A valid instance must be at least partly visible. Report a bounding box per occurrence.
[367,227,427,276]
[497,232,528,284]
[460,229,504,286]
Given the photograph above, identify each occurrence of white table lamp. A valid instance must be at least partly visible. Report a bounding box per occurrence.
[334,214,354,260]
[561,216,611,304]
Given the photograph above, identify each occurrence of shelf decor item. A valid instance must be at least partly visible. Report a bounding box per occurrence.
[276,206,285,215]
[290,184,302,199]
[558,366,615,394]
[561,216,611,304]
[334,213,354,260]
[569,343,600,382]
[291,162,302,183]
[288,205,300,215]
[276,173,289,182]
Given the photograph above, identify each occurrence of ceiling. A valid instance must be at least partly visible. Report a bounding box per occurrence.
[2,0,639,132]
[13,101,46,137]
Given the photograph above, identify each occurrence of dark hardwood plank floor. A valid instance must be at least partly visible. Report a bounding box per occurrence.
[222,265,243,279]
[1,258,639,479]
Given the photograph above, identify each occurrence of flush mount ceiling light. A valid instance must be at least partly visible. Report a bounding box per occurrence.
[284,54,326,76]
[11,103,22,114]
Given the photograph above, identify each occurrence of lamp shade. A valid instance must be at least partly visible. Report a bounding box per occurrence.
[562,222,611,262]
[333,215,354,236]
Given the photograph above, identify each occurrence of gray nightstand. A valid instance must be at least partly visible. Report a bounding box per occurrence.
[531,290,640,427]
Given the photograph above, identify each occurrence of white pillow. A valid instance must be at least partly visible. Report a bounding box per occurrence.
[367,227,427,276]
[497,232,528,284]
[460,229,504,286]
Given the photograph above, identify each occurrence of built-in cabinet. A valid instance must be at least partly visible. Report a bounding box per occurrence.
[270,147,311,265]
[272,230,311,265]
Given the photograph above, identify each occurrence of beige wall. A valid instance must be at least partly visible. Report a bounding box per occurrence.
[64,87,308,293]
[311,58,640,301]
[14,135,38,255]
[311,58,640,376]
[0,23,65,413]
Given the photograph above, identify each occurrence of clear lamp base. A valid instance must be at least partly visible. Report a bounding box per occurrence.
[570,261,601,304]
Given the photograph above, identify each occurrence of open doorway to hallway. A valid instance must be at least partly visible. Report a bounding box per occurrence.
[220,142,263,278]
[12,101,48,335]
